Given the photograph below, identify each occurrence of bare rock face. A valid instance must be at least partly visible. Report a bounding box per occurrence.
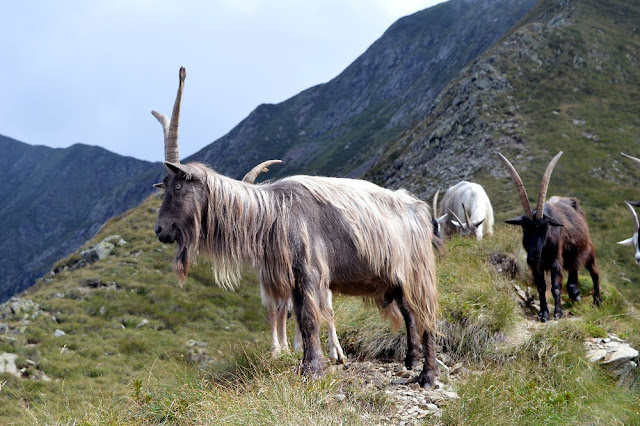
[585,335,639,388]
[52,235,127,275]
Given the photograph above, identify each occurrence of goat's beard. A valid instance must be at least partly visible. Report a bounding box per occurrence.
[173,225,200,283]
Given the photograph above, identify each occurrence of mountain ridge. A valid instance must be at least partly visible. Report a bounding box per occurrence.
[188,0,538,179]
[0,134,162,302]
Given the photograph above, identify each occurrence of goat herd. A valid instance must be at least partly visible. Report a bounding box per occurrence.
[150,68,639,388]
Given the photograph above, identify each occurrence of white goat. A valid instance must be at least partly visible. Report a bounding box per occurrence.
[617,200,640,266]
[439,181,494,240]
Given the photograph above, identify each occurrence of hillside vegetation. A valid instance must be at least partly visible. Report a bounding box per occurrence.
[0,189,636,424]
[367,0,640,305]
[2,0,640,423]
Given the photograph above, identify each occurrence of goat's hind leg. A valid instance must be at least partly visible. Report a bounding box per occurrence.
[566,270,581,302]
[292,269,324,379]
[418,329,438,388]
[390,288,422,370]
[585,254,601,306]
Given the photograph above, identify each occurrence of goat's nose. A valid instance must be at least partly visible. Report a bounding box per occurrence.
[155,224,163,236]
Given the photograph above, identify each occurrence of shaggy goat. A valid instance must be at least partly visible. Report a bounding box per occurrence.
[152,68,439,387]
[497,152,601,322]
[617,201,640,266]
[439,181,494,240]
[242,160,345,364]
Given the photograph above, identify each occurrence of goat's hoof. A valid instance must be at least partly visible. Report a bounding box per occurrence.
[329,356,346,365]
[537,311,549,322]
[417,370,438,388]
[405,357,419,370]
[299,359,325,380]
[568,286,581,302]
[554,311,563,320]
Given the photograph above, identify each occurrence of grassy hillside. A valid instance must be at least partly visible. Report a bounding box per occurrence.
[367,0,640,305]
[0,192,637,424]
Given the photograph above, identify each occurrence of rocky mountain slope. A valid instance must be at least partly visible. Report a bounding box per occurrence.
[367,0,640,203]
[0,135,162,302]
[188,0,538,179]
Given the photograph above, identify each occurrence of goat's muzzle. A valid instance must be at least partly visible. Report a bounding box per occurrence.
[155,221,178,244]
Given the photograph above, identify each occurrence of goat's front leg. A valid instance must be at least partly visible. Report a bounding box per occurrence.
[261,285,283,357]
[276,299,290,354]
[550,263,564,319]
[325,290,345,364]
[533,269,549,322]
[292,270,324,379]
[267,302,282,356]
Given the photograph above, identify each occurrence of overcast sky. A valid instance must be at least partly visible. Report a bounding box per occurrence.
[1,0,447,162]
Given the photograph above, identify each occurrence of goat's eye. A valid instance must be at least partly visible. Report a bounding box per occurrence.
[175,183,182,190]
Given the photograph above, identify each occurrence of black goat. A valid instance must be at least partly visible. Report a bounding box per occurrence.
[497,152,601,321]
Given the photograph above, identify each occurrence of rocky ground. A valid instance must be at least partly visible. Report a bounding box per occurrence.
[330,358,462,425]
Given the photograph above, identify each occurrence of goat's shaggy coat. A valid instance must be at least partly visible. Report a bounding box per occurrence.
[153,67,438,385]
[155,162,439,385]
[440,181,494,240]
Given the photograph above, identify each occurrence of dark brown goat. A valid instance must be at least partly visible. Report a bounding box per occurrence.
[498,152,601,321]
[151,68,439,387]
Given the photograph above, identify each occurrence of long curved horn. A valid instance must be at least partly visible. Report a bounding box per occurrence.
[624,201,640,229]
[535,151,563,219]
[242,160,283,183]
[462,203,471,226]
[497,153,533,219]
[621,152,640,167]
[153,67,186,164]
[448,209,465,228]
[432,190,440,216]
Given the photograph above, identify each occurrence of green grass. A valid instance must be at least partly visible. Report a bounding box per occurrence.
[3,2,640,422]
[0,192,637,424]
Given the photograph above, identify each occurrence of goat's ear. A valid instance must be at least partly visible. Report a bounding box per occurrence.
[617,237,635,246]
[473,219,485,227]
[451,220,462,228]
[505,216,524,226]
[153,182,165,189]
[164,162,193,180]
[436,214,448,224]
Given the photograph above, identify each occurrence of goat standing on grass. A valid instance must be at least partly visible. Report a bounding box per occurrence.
[497,152,601,322]
[152,68,439,387]
[242,161,345,364]
[439,181,494,240]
